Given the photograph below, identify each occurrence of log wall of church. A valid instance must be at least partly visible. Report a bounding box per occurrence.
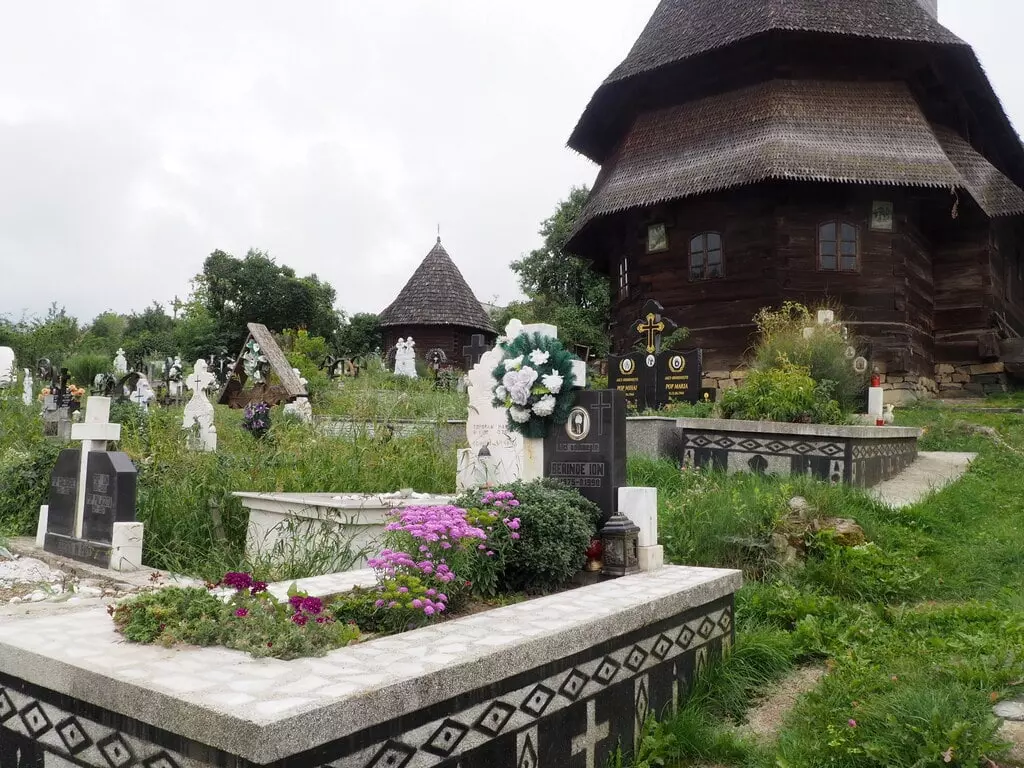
[382,326,493,370]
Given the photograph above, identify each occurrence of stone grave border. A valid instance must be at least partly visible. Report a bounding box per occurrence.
[0,566,739,768]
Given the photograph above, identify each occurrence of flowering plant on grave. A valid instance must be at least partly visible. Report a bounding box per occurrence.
[242,401,271,439]
[491,331,577,439]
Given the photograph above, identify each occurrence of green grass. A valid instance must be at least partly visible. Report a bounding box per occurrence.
[315,364,468,421]
[624,401,1024,767]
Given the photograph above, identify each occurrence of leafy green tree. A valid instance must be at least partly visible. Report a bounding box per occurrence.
[335,313,382,357]
[0,304,82,368]
[122,303,176,361]
[506,187,610,356]
[195,249,343,350]
[80,312,127,356]
[172,301,220,365]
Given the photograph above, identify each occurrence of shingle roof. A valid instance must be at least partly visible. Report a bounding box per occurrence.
[933,126,1024,218]
[566,79,1024,249]
[568,0,969,162]
[379,238,495,333]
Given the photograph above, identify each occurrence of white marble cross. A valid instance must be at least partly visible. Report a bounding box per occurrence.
[183,360,217,451]
[70,397,121,538]
[113,348,128,375]
[571,699,610,768]
[22,368,33,406]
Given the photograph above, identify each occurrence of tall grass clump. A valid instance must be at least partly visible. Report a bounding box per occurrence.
[316,362,467,421]
[749,301,867,413]
[65,353,111,387]
[0,397,61,537]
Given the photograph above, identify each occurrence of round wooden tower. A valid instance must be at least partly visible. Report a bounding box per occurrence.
[566,0,1024,397]
[379,238,496,370]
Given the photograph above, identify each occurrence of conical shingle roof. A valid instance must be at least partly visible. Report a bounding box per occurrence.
[566,0,1015,165]
[379,238,495,333]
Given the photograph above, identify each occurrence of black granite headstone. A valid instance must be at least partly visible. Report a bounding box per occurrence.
[45,449,79,537]
[660,348,703,406]
[82,452,138,544]
[543,390,627,522]
[608,353,646,411]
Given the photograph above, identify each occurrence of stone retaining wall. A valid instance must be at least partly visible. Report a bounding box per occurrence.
[934,362,1011,396]
[677,418,921,488]
[0,566,740,768]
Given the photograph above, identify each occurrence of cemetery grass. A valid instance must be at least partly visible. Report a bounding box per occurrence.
[316,363,467,422]
[0,400,458,582]
[624,404,1024,767]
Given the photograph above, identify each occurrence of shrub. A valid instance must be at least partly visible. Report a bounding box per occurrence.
[750,301,867,412]
[111,573,359,660]
[720,359,845,424]
[457,479,602,593]
[0,441,60,536]
[65,353,111,388]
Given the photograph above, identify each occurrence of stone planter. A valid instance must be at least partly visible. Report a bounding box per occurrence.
[235,491,456,569]
[0,565,740,768]
[677,418,922,487]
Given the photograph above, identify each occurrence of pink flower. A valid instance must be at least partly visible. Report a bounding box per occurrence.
[424,606,435,616]
[412,599,423,608]
[511,532,520,540]
[438,593,448,602]
[848,719,857,728]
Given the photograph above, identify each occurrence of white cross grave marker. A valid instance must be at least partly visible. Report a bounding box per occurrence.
[183,360,217,451]
[571,699,610,768]
[70,397,121,538]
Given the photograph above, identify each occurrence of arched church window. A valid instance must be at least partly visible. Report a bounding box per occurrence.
[689,232,723,280]
[819,221,858,272]
[618,255,630,300]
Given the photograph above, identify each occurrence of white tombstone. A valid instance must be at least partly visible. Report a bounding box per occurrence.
[868,387,885,421]
[618,487,663,571]
[456,319,586,490]
[167,356,184,397]
[113,348,128,376]
[22,368,33,406]
[130,376,157,410]
[817,309,835,326]
[284,397,314,424]
[394,337,418,379]
[183,360,217,451]
[0,347,15,387]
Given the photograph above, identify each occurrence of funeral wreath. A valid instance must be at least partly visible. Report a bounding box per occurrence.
[491,331,577,439]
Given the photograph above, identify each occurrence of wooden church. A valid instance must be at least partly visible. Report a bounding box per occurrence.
[566,0,1024,394]
[379,237,496,369]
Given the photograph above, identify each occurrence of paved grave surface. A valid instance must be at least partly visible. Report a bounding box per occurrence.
[867,451,976,508]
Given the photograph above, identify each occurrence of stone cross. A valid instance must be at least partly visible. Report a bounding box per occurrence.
[571,699,610,768]
[463,334,489,370]
[632,300,678,354]
[22,368,33,406]
[113,348,128,375]
[70,397,121,538]
[184,360,217,451]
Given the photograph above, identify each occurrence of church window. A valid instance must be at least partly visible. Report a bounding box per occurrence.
[689,232,723,280]
[618,256,630,300]
[819,221,858,272]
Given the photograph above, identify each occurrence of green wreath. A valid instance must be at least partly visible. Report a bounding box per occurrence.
[491,332,578,439]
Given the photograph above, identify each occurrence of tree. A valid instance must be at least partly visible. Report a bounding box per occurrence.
[506,187,610,356]
[80,312,127,356]
[194,249,343,350]
[122,303,176,361]
[335,313,382,357]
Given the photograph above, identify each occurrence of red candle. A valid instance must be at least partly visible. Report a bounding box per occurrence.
[871,374,881,388]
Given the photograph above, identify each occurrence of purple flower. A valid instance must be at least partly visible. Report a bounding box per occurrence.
[288,595,305,610]
[221,572,254,591]
[438,593,448,602]
[292,614,308,626]
[426,588,437,596]
[250,581,268,595]
[234,608,249,618]
[315,616,331,624]
[436,603,446,612]
[412,599,423,608]
[508,500,520,507]
[511,532,520,540]
[301,597,324,615]
[507,518,521,530]
[374,599,385,608]
[424,606,435,616]
[486,550,495,557]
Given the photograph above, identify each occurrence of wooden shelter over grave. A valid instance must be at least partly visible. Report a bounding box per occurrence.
[219,323,307,408]
[565,0,1024,396]
[379,237,496,370]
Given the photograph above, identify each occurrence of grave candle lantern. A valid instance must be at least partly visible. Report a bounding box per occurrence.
[600,513,640,578]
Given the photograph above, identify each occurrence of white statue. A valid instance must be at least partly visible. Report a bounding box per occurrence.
[113,348,128,375]
[183,360,217,451]
[394,337,418,379]
[22,368,33,406]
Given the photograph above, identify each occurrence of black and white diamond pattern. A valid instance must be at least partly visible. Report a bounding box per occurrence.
[677,626,695,649]
[0,688,15,721]
[18,702,52,738]
[559,668,589,701]
[624,646,649,673]
[697,618,716,639]
[57,716,93,755]
[366,740,416,768]
[423,719,470,757]
[473,701,516,736]
[520,684,556,718]
[98,733,137,768]
[652,635,674,660]
[593,657,621,685]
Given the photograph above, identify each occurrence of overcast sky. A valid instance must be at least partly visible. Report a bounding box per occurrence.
[1,1,1020,324]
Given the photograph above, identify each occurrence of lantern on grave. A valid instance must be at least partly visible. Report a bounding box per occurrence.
[600,513,640,578]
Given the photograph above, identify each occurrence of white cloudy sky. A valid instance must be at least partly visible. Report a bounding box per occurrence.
[0,1,1020,323]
